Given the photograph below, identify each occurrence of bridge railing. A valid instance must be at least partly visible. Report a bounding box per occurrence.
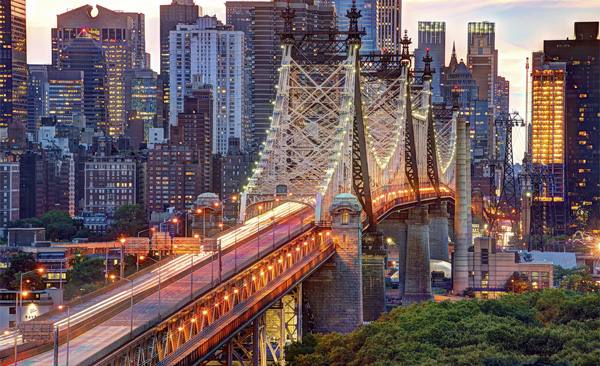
[87,220,326,366]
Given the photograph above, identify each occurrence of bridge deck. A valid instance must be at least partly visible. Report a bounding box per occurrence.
[16,204,311,365]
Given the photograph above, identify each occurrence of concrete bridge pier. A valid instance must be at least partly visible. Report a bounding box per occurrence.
[377,213,408,300]
[303,194,363,333]
[362,230,386,322]
[429,201,450,261]
[403,206,433,304]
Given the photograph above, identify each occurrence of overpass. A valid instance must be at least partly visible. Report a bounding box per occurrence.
[12,3,472,365]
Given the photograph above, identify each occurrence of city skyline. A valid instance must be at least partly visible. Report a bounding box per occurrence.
[26,0,600,161]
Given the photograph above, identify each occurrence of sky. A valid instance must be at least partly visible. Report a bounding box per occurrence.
[26,0,600,160]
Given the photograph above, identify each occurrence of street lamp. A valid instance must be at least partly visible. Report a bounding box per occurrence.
[17,268,44,327]
[138,255,162,318]
[119,237,126,278]
[109,274,134,338]
[57,305,71,366]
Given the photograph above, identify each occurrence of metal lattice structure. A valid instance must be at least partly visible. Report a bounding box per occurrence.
[240,4,457,228]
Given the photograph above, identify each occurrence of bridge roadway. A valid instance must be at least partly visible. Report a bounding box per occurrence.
[9,203,311,365]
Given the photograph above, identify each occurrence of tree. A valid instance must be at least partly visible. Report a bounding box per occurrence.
[40,210,77,241]
[0,252,44,291]
[285,290,600,366]
[110,204,148,238]
[64,254,105,300]
[505,272,532,294]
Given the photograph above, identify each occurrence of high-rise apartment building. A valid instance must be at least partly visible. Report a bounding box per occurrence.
[160,0,201,126]
[334,0,377,52]
[59,37,107,131]
[146,144,199,214]
[0,159,19,226]
[376,0,402,53]
[494,75,510,161]
[124,69,158,149]
[531,62,566,231]
[20,148,76,218]
[52,5,146,136]
[0,0,27,143]
[544,22,600,229]
[225,0,335,151]
[467,22,498,108]
[415,21,445,103]
[172,88,213,194]
[84,156,137,215]
[169,19,246,154]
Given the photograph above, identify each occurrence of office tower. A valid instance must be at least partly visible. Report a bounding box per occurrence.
[494,76,510,161]
[225,0,335,151]
[59,37,108,132]
[169,19,246,154]
[47,70,85,127]
[172,88,213,194]
[146,144,199,214]
[20,148,76,218]
[84,156,137,215]
[467,22,498,107]
[531,62,566,231]
[334,0,377,52]
[27,65,50,137]
[376,0,402,53]
[0,0,27,143]
[442,48,478,109]
[52,5,146,136]
[0,159,20,226]
[415,21,445,103]
[160,0,202,126]
[124,69,158,149]
[544,22,600,229]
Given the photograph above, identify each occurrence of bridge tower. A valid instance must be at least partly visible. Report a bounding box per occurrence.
[303,193,364,333]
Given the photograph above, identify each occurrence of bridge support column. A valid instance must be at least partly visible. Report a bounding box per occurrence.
[429,201,450,261]
[303,194,363,333]
[362,230,386,322]
[403,206,433,304]
[378,212,408,300]
[453,117,470,295]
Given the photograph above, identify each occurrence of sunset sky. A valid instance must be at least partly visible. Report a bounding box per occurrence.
[26,0,600,160]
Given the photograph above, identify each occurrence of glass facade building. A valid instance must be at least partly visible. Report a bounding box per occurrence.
[0,0,27,142]
[334,0,377,53]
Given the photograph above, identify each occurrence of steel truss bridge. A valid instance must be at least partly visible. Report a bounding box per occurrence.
[11,3,469,366]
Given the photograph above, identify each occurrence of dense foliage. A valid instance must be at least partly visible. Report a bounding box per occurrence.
[287,290,600,366]
[0,252,44,290]
[109,204,148,238]
[64,253,105,300]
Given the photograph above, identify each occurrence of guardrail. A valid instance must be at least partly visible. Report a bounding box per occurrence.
[90,222,323,366]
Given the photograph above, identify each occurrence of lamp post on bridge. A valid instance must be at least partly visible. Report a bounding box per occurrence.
[109,274,134,339]
[138,254,162,319]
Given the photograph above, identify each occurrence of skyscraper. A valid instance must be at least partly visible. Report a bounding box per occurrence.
[415,21,445,103]
[531,62,566,231]
[27,65,49,137]
[52,5,146,136]
[0,0,27,143]
[59,37,108,132]
[124,69,158,149]
[334,0,377,52]
[225,0,335,151]
[544,22,600,229]
[376,0,402,53]
[47,69,85,127]
[467,22,498,107]
[169,18,246,154]
[160,0,202,126]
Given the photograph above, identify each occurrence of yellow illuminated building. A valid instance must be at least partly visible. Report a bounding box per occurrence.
[531,64,565,201]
